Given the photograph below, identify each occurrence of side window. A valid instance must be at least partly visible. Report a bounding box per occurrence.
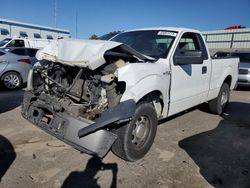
[20,31,28,38]
[10,49,26,56]
[7,40,25,47]
[1,28,10,36]
[178,33,201,51]
[173,32,206,65]
[34,33,41,38]
[175,32,208,60]
[47,35,53,39]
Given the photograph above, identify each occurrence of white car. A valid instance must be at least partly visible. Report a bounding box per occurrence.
[0,37,53,49]
[21,27,238,161]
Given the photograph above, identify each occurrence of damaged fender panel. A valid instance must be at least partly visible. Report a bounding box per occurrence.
[78,99,136,138]
[21,92,136,157]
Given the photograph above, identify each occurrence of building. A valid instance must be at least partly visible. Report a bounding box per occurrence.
[202,28,250,54]
[0,18,70,40]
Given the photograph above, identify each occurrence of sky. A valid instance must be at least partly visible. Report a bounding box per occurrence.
[0,0,250,39]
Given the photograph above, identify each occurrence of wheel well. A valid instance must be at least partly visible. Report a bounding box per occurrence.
[224,75,232,87]
[137,90,164,117]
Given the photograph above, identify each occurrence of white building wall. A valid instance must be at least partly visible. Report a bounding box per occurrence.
[0,23,11,39]
[0,18,70,40]
[10,25,40,38]
[202,28,250,49]
[40,30,59,39]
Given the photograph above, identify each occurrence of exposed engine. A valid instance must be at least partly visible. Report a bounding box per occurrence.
[31,59,127,120]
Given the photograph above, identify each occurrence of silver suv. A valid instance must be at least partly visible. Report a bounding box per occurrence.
[214,51,250,87]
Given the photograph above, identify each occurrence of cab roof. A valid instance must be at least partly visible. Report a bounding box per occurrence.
[126,27,201,34]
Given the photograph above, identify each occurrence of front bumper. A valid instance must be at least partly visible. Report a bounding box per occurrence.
[21,92,136,157]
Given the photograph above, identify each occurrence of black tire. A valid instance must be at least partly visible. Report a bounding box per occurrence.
[208,83,230,115]
[1,71,22,90]
[112,102,158,161]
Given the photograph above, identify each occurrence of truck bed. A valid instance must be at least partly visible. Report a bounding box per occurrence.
[208,57,239,101]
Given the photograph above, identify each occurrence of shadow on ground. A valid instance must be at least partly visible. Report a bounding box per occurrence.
[0,89,24,113]
[0,135,16,182]
[179,102,250,188]
[62,157,118,188]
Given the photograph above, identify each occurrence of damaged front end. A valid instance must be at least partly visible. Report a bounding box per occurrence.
[21,39,147,157]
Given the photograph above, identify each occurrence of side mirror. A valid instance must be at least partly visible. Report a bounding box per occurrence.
[174,50,203,65]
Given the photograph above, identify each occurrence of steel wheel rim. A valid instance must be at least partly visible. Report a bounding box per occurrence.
[131,115,150,148]
[3,74,20,89]
[221,91,228,107]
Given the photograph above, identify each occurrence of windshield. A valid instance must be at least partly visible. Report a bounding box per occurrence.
[98,33,119,40]
[0,38,11,47]
[111,30,177,59]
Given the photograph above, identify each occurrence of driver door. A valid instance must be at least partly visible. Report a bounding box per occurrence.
[168,32,210,116]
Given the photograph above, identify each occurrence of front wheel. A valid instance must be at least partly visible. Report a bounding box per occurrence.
[208,83,230,115]
[112,102,158,161]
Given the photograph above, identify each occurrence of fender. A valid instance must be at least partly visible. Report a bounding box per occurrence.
[116,63,171,118]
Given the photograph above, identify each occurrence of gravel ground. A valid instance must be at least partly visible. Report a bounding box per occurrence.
[0,87,249,188]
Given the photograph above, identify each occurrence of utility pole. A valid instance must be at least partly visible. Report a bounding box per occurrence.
[76,11,78,38]
[54,0,57,27]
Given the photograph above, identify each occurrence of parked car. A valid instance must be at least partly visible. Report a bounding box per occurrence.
[22,27,238,161]
[214,51,250,86]
[0,48,38,89]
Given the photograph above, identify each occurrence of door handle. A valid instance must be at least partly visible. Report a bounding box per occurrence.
[202,66,207,74]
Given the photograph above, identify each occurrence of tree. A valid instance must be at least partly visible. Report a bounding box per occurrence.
[89,34,98,40]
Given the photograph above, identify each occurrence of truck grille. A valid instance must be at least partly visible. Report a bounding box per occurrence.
[239,69,249,75]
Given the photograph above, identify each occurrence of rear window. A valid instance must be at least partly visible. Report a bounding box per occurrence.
[26,49,38,57]
[231,53,250,63]
[10,48,26,56]
[214,52,231,57]
[10,48,38,57]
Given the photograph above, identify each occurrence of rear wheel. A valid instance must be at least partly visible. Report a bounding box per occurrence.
[1,72,22,90]
[112,102,158,161]
[208,83,230,115]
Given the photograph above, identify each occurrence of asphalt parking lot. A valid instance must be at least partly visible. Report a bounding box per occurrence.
[0,87,250,188]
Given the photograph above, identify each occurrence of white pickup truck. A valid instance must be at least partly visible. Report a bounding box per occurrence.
[21,27,238,161]
[0,38,52,49]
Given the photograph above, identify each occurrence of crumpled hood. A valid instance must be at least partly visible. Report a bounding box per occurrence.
[36,38,153,70]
